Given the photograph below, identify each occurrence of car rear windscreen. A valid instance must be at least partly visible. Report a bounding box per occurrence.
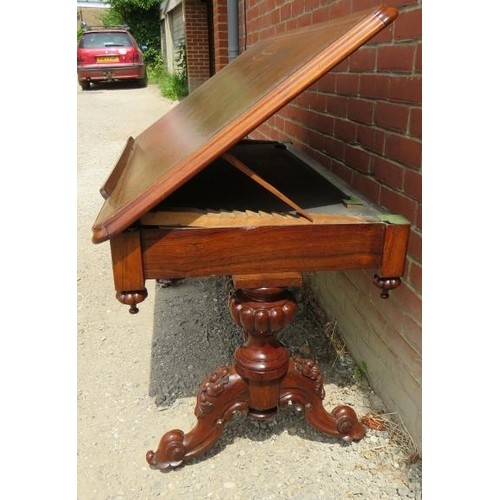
[79,32,132,49]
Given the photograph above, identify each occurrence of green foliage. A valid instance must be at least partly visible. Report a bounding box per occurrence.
[174,42,187,82]
[160,72,189,101]
[353,361,369,383]
[146,51,165,80]
[99,8,123,27]
[148,45,188,101]
[100,0,188,100]
[106,0,163,66]
[110,0,160,9]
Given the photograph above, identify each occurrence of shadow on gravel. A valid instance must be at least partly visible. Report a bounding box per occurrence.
[149,277,241,406]
[148,276,357,408]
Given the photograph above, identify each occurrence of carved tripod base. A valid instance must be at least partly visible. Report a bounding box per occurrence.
[146,284,365,470]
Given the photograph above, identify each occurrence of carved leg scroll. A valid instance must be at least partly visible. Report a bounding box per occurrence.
[146,281,365,470]
[280,356,365,441]
[146,366,248,470]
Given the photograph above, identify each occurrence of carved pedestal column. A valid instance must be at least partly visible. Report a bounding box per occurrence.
[146,285,365,470]
[229,287,295,420]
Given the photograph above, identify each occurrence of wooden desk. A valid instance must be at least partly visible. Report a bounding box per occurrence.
[92,6,407,470]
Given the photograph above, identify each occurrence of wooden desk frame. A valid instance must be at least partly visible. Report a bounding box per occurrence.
[91,6,406,470]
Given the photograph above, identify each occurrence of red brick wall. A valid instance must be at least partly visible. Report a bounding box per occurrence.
[184,0,211,91]
[224,0,422,448]
[213,0,229,71]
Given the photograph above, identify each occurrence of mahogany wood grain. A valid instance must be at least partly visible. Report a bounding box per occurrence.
[232,272,303,289]
[146,366,249,469]
[100,136,135,199]
[110,231,145,291]
[140,224,386,279]
[380,223,410,277]
[92,5,398,244]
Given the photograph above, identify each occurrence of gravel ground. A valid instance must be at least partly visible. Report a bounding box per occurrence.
[77,81,422,499]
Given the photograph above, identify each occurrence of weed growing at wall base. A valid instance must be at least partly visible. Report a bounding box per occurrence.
[353,360,369,383]
[149,64,188,101]
[160,72,189,100]
[147,45,188,101]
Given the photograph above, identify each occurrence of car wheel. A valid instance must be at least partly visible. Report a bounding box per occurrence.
[80,80,91,91]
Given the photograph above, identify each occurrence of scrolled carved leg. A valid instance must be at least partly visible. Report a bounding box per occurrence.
[146,366,249,470]
[280,355,365,442]
[146,280,365,470]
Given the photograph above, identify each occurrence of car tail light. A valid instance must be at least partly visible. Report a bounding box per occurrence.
[119,48,136,63]
[77,50,93,64]
[132,49,142,63]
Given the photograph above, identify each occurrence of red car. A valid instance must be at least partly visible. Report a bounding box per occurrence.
[77,27,147,90]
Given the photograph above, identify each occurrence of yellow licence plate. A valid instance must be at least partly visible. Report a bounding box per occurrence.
[96,56,119,63]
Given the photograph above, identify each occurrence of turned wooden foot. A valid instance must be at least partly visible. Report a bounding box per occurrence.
[147,280,365,470]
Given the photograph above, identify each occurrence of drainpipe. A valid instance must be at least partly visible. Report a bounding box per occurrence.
[227,0,239,61]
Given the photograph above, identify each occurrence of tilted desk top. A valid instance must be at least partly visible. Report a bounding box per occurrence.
[92,5,398,244]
